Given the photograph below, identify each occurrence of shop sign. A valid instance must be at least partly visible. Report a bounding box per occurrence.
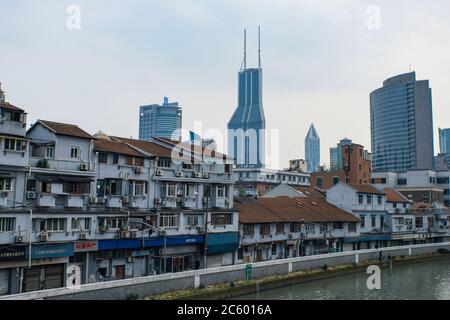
[0,245,26,261]
[74,241,98,253]
[31,243,74,259]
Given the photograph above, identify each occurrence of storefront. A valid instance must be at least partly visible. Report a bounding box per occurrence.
[205,232,239,267]
[0,245,27,295]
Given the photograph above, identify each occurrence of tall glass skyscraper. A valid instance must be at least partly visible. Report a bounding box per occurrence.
[305,124,320,173]
[370,71,434,172]
[139,97,182,141]
[439,128,450,154]
[228,28,266,168]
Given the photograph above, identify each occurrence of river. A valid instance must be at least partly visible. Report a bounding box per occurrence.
[232,258,450,300]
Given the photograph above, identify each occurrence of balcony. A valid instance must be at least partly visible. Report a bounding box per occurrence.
[0,119,26,137]
[211,197,227,209]
[130,196,146,209]
[36,194,56,207]
[65,194,84,208]
[0,193,8,207]
[182,197,197,209]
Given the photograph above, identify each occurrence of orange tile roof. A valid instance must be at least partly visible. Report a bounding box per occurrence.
[94,139,146,158]
[236,196,361,224]
[383,188,411,203]
[0,102,24,112]
[111,136,173,158]
[38,120,94,139]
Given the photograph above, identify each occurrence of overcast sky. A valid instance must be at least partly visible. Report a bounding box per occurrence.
[2,0,450,169]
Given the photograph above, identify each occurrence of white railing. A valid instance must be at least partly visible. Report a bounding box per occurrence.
[2,242,449,300]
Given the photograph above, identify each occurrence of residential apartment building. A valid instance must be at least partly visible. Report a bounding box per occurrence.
[370,71,434,172]
[139,97,182,141]
[0,101,238,295]
[311,141,372,190]
[233,168,310,197]
[235,195,361,263]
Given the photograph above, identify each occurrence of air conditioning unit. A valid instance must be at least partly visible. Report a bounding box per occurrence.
[80,163,89,171]
[154,197,162,204]
[175,171,183,177]
[155,170,163,177]
[127,256,135,263]
[176,197,183,203]
[288,233,294,239]
[99,226,109,233]
[15,235,24,243]
[89,196,97,204]
[177,190,183,196]
[122,196,129,204]
[40,233,49,242]
[97,197,106,204]
[197,227,205,234]
[121,230,130,239]
[79,233,88,240]
[134,167,143,174]
[203,173,210,179]
[26,191,37,199]
[202,197,209,204]
[130,232,137,239]
[195,172,202,178]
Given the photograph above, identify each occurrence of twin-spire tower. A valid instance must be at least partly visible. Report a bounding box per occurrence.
[228,27,266,168]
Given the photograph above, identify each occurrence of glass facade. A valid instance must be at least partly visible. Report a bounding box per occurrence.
[370,72,434,172]
[139,100,182,141]
[305,124,320,173]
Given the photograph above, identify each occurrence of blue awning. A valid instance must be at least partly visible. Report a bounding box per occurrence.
[344,235,391,243]
[98,235,204,251]
[206,232,239,254]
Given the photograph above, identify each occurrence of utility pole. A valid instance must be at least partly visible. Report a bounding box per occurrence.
[203,195,209,269]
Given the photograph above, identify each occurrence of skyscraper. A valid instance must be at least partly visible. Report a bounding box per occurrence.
[305,124,320,173]
[439,128,450,154]
[139,97,182,141]
[370,71,434,172]
[329,147,338,172]
[228,28,266,168]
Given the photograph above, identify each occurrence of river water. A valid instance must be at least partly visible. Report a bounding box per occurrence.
[232,258,450,300]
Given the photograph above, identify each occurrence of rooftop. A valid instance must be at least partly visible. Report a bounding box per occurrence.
[35,120,94,140]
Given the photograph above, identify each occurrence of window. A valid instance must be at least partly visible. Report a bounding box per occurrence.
[0,218,15,232]
[185,184,196,197]
[290,223,302,233]
[320,224,328,232]
[304,224,314,232]
[98,153,108,164]
[243,224,254,236]
[397,178,407,186]
[98,217,127,229]
[316,177,323,189]
[96,180,105,197]
[428,217,434,228]
[415,217,423,228]
[393,203,397,209]
[182,162,192,170]
[358,194,364,204]
[106,179,122,196]
[126,157,144,167]
[34,218,66,232]
[0,178,12,191]
[367,195,372,205]
[216,186,225,198]
[360,216,366,228]
[4,139,26,152]
[27,180,36,192]
[41,182,52,194]
[260,224,270,236]
[166,184,176,197]
[157,159,171,168]
[70,147,79,159]
[348,222,357,233]
[112,154,119,164]
[333,177,340,185]
[132,181,147,196]
[276,223,285,234]
[45,147,54,159]
[63,182,90,194]
[185,215,200,227]
[211,213,232,226]
[333,222,343,230]
[371,216,376,228]
[377,196,383,205]
[159,214,179,228]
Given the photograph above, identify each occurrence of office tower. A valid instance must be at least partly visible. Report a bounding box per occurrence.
[305,124,320,173]
[370,71,434,172]
[439,128,450,155]
[139,97,182,141]
[330,147,338,172]
[228,27,266,168]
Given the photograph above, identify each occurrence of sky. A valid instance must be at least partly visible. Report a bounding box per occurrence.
[1,0,450,169]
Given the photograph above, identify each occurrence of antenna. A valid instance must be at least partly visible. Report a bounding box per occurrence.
[258,26,262,69]
[240,28,247,71]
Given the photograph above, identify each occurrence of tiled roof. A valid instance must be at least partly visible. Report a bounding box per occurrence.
[236,196,361,224]
[111,136,173,158]
[153,137,233,160]
[94,139,146,158]
[347,183,386,195]
[293,186,326,198]
[38,120,94,139]
[383,188,411,203]
[0,102,24,112]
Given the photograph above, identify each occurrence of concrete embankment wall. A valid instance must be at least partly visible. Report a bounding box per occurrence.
[1,243,449,300]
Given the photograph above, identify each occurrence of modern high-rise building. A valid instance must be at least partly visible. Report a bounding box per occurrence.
[228,28,266,168]
[139,97,182,141]
[370,71,434,172]
[439,128,450,155]
[329,147,338,172]
[305,124,320,173]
